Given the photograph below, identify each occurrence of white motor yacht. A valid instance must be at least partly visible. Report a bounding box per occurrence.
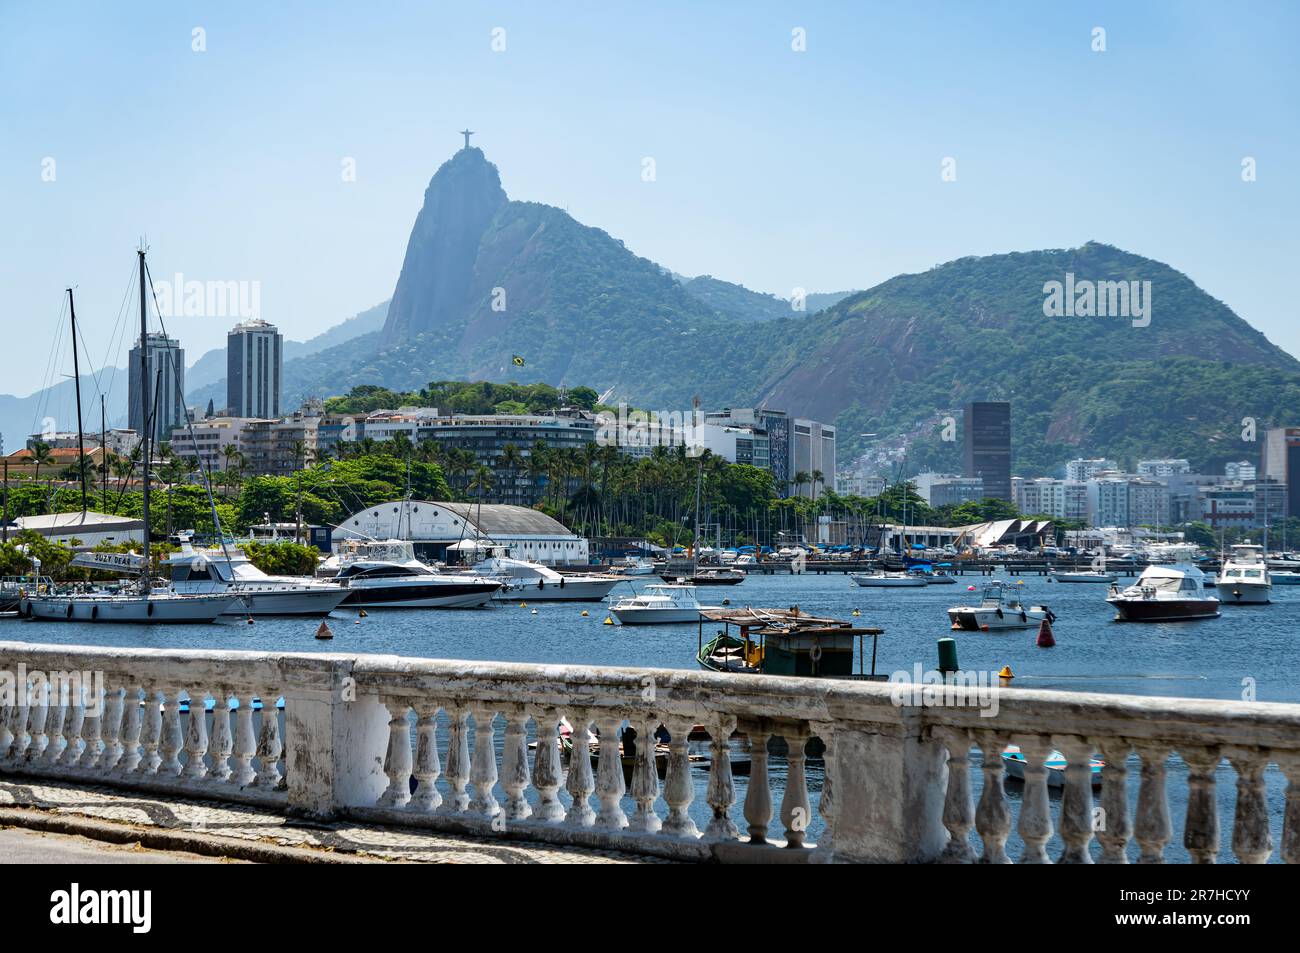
[472,552,622,601]
[608,583,713,624]
[851,571,927,588]
[331,540,502,608]
[1107,564,1220,621]
[1215,542,1272,605]
[163,537,349,616]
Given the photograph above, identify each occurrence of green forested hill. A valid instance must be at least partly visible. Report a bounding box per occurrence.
[191,146,1300,477]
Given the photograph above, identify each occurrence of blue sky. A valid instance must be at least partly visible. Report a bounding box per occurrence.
[1,1,1297,397]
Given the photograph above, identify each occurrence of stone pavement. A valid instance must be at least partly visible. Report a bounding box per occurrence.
[0,827,238,863]
[0,779,667,864]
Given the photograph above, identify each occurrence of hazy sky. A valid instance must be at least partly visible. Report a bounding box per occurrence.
[2,1,1297,397]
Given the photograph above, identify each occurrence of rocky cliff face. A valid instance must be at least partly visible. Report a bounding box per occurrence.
[380,147,508,348]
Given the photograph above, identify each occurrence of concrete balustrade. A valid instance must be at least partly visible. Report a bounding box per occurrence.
[1,640,1298,863]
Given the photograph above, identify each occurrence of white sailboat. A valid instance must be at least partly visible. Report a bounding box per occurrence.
[21,249,241,624]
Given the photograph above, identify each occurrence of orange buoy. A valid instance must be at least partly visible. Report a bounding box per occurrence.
[315,621,334,640]
[1036,618,1055,648]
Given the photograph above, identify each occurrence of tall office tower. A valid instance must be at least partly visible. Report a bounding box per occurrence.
[128,332,186,444]
[1261,427,1300,517]
[963,400,1012,502]
[227,319,283,419]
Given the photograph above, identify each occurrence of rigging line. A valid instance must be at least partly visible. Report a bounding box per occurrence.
[97,261,139,406]
[144,259,239,577]
[30,291,71,440]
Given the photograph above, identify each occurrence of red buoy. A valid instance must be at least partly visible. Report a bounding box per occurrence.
[1036,618,1055,648]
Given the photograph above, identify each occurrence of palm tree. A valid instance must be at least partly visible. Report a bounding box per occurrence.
[29,442,53,484]
[221,443,239,474]
[468,464,494,534]
[792,470,811,499]
[811,469,824,502]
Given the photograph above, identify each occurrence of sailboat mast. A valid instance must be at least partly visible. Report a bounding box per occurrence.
[100,395,107,503]
[138,248,151,591]
[67,289,88,514]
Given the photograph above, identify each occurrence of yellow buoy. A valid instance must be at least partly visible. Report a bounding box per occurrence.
[998,665,1014,680]
[852,608,861,617]
[580,610,589,617]
[603,616,614,625]
[519,602,528,608]
[358,609,368,618]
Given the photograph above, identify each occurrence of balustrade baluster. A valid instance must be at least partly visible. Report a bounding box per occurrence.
[58,695,84,768]
[500,708,532,821]
[24,691,48,764]
[1094,738,1132,863]
[661,716,698,838]
[628,716,662,833]
[379,697,412,808]
[444,705,471,812]
[411,704,443,812]
[77,678,104,769]
[43,695,67,766]
[814,724,836,852]
[1016,736,1056,863]
[159,693,184,776]
[1134,744,1172,863]
[593,715,628,830]
[937,727,974,863]
[744,729,773,845]
[0,696,13,760]
[254,692,282,788]
[208,693,233,782]
[564,710,596,827]
[529,707,565,822]
[116,687,142,775]
[779,727,811,848]
[11,680,30,761]
[704,714,738,842]
[975,731,1012,863]
[1182,746,1221,864]
[1229,749,1273,864]
[1055,735,1097,864]
[469,706,500,819]
[230,697,256,786]
[182,690,210,780]
[100,686,125,771]
[1279,753,1300,865]
[138,689,163,774]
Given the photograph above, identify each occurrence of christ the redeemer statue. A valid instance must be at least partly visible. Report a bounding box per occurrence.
[460,129,475,150]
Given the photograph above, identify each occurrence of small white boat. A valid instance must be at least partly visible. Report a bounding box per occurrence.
[22,589,242,624]
[948,581,1054,631]
[609,583,713,624]
[1050,570,1118,584]
[1215,542,1272,605]
[1002,745,1104,788]
[851,571,927,588]
[1271,570,1300,586]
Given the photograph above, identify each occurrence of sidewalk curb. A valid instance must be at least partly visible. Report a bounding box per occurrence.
[0,807,381,864]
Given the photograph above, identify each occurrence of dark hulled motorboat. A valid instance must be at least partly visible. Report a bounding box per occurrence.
[1106,564,1220,622]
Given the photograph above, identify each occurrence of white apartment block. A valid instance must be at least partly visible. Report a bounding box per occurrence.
[1065,458,1117,482]
[1136,459,1191,478]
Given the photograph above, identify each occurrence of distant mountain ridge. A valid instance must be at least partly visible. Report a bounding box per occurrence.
[179,149,1300,476]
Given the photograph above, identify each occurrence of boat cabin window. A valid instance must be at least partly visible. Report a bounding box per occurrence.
[171,565,215,582]
[337,565,428,579]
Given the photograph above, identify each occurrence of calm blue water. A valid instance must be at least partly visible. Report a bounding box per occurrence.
[5,571,1295,860]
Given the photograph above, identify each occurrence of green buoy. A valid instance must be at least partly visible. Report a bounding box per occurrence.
[938,637,959,674]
